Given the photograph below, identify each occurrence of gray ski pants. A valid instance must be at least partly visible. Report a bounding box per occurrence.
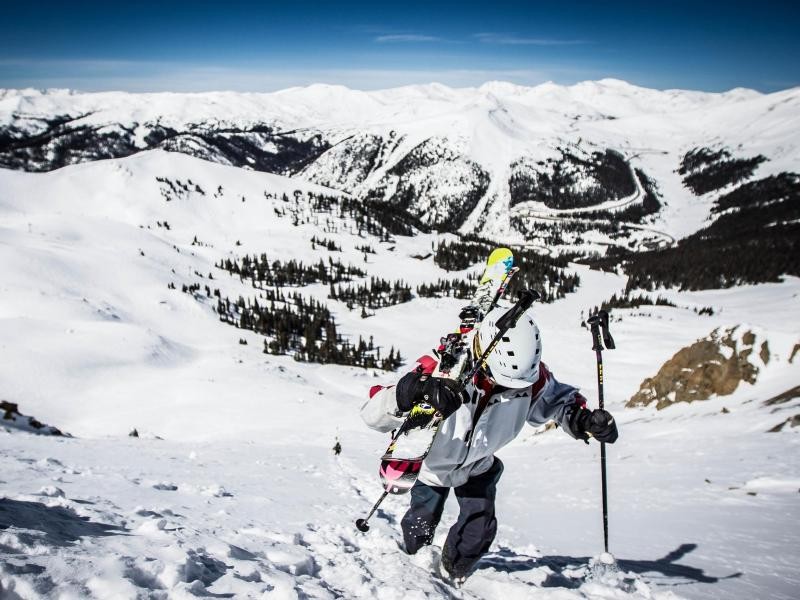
[401,457,504,576]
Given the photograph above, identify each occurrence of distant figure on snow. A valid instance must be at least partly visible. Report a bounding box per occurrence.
[333,439,342,456]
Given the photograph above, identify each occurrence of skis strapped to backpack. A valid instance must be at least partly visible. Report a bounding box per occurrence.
[378,248,518,494]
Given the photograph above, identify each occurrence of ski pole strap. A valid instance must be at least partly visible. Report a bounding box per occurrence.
[588,309,614,352]
[495,290,537,330]
[598,310,615,350]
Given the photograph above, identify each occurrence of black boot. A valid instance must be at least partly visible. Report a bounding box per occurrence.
[440,544,469,585]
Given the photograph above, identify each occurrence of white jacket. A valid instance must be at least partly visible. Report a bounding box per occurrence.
[360,363,583,488]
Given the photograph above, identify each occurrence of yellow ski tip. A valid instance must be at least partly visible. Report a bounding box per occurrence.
[480,248,514,284]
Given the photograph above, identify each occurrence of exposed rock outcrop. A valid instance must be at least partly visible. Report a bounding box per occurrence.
[1,400,69,436]
[764,386,800,432]
[763,385,800,407]
[790,343,800,364]
[767,414,800,432]
[627,327,768,410]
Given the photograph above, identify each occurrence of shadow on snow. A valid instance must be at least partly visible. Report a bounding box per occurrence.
[479,543,742,589]
[0,498,126,546]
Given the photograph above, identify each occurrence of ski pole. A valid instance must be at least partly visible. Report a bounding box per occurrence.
[488,266,520,310]
[586,310,615,554]
[355,490,388,532]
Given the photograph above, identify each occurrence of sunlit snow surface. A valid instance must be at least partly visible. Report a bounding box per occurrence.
[0,151,798,599]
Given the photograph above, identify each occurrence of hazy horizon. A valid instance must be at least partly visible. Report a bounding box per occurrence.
[2,1,799,94]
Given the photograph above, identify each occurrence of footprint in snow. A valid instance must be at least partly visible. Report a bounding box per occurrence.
[201,484,233,497]
[152,482,178,491]
[37,485,65,498]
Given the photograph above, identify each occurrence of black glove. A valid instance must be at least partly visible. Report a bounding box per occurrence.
[395,372,464,419]
[569,408,618,443]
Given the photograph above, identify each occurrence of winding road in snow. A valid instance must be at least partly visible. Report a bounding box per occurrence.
[506,160,676,249]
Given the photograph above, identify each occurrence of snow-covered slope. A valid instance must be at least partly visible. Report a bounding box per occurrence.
[2,81,799,247]
[0,148,798,599]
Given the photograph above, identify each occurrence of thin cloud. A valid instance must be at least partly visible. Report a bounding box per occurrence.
[374,34,442,43]
[475,33,589,46]
[0,58,619,93]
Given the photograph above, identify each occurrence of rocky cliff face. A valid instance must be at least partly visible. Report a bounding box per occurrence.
[627,327,770,409]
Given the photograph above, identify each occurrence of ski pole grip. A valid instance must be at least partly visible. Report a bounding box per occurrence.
[495,290,538,331]
[587,314,604,352]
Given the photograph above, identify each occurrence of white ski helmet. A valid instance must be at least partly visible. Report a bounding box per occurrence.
[476,305,542,388]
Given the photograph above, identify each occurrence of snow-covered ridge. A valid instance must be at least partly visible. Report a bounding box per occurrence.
[2,80,799,244]
[0,79,775,126]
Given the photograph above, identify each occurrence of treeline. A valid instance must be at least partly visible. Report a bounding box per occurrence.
[268,190,421,238]
[1,113,139,172]
[589,293,676,315]
[381,138,491,232]
[214,291,402,369]
[416,278,477,299]
[510,214,624,246]
[156,176,206,201]
[330,277,413,311]
[590,173,800,291]
[618,169,662,221]
[509,264,581,303]
[433,238,580,302]
[0,113,330,174]
[509,149,636,210]
[310,235,340,251]
[678,147,766,195]
[216,254,365,287]
[434,239,501,271]
[578,169,662,223]
[210,248,412,365]
[355,243,376,254]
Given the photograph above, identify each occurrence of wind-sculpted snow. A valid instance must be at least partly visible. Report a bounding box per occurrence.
[0,434,686,599]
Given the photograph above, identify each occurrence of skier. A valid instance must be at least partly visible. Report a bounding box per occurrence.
[333,439,342,456]
[360,305,619,582]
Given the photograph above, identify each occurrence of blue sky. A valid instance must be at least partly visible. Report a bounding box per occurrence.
[1,0,798,93]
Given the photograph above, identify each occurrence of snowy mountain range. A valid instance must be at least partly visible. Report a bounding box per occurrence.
[2,80,798,244]
[0,81,798,600]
